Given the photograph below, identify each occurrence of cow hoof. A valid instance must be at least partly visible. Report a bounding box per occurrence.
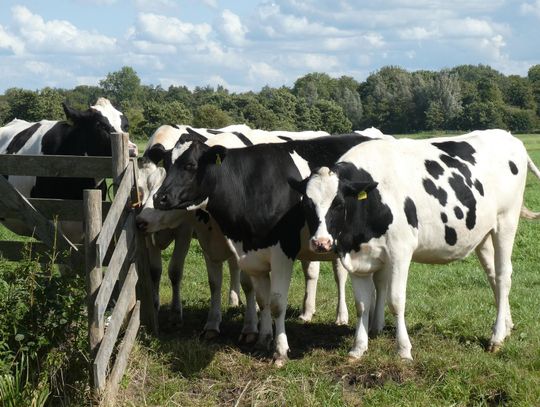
[488,343,502,353]
[238,332,258,344]
[347,349,366,361]
[272,354,288,368]
[335,317,349,326]
[202,329,220,341]
[299,313,314,323]
[229,293,241,308]
[398,351,413,362]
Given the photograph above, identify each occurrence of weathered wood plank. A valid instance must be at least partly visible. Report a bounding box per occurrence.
[101,301,140,407]
[111,133,129,195]
[94,213,136,331]
[0,154,112,178]
[0,198,110,221]
[96,163,134,266]
[0,240,83,263]
[93,264,137,391]
[0,175,80,257]
[135,229,159,334]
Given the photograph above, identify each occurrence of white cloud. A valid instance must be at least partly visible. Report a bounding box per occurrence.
[285,53,340,70]
[398,26,437,41]
[133,40,177,54]
[135,0,177,9]
[0,25,24,55]
[521,0,540,18]
[219,9,248,46]
[201,0,218,8]
[248,62,284,84]
[12,6,117,54]
[137,13,212,44]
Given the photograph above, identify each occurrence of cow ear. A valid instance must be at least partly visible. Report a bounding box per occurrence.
[62,103,87,122]
[145,144,168,165]
[185,127,208,143]
[341,180,378,199]
[200,145,227,168]
[288,177,308,195]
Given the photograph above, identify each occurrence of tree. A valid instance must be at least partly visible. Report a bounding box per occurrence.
[528,64,540,116]
[293,72,335,103]
[99,66,142,109]
[333,76,363,129]
[29,88,65,121]
[3,88,38,121]
[258,86,297,130]
[501,75,535,109]
[141,100,193,138]
[193,104,231,128]
[314,99,352,134]
[65,85,103,110]
[242,99,278,130]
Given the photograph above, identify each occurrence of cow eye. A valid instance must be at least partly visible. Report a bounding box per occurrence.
[184,163,196,171]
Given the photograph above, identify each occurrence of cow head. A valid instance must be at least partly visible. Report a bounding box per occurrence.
[290,163,377,253]
[153,137,226,211]
[62,98,138,157]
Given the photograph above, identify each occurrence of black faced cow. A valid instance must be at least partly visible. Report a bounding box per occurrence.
[290,129,540,360]
[152,134,373,366]
[0,97,137,242]
[136,124,354,340]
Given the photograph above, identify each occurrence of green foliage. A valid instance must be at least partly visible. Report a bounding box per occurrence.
[99,66,142,110]
[141,100,193,138]
[313,99,352,133]
[193,104,231,129]
[0,354,49,407]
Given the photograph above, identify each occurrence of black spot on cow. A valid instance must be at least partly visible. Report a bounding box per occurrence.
[440,154,473,187]
[206,129,223,135]
[233,132,253,146]
[474,179,484,196]
[448,172,476,230]
[509,160,518,175]
[120,114,129,132]
[4,123,41,154]
[425,160,444,179]
[278,135,293,142]
[196,209,210,224]
[441,213,448,223]
[423,178,448,206]
[444,226,457,246]
[454,206,464,219]
[404,197,418,228]
[432,141,477,164]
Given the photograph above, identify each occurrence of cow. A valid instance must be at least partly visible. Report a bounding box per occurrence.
[136,125,355,339]
[152,133,375,366]
[289,129,540,361]
[0,98,137,242]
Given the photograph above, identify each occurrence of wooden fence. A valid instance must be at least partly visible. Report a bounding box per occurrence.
[0,133,156,406]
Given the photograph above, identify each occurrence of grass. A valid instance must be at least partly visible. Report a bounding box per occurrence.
[2,133,540,406]
[113,134,540,406]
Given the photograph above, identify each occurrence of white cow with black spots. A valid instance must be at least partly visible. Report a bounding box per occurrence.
[291,129,540,360]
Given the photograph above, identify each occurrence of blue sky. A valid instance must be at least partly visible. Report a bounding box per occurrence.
[1,0,539,93]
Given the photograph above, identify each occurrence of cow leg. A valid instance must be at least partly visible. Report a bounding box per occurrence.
[238,271,258,344]
[146,237,163,313]
[348,273,375,360]
[168,224,192,322]
[333,259,349,326]
[475,234,513,336]
[387,260,413,360]
[270,252,294,367]
[299,260,319,322]
[369,268,388,337]
[489,216,518,351]
[227,257,241,307]
[251,273,273,352]
[202,254,223,339]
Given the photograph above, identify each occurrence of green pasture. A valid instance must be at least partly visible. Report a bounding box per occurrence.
[115,134,540,406]
[1,134,540,406]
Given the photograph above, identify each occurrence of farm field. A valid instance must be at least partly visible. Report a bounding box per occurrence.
[114,134,540,406]
[1,133,540,406]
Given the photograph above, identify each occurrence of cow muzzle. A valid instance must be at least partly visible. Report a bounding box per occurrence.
[310,237,333,253]
[153,192,172,210]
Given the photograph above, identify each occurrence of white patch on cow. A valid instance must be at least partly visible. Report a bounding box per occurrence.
[91,97,124,134]
[289,151,310,178]
[305,167,339,243]
[354,127,394,140]
[187,197,209,211]
[171,141,192,164]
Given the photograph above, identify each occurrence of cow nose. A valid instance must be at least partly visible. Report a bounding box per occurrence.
[154,192,169,209]
[310,237,333,253]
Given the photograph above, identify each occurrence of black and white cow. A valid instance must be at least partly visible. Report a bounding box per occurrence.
[136,124,354,339]
[290,129,540,360]
[0,97,137,242]
[152,133,375,365]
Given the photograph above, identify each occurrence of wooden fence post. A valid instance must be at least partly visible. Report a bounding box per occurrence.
[111,132,129,194]
[84,189,103,400]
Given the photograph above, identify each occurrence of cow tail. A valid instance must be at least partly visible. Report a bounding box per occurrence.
[521,156,540,220]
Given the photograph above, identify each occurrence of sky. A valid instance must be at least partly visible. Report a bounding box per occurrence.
[0,0,540,93]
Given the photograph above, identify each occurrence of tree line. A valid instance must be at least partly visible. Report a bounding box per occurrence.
[1,64,540,139]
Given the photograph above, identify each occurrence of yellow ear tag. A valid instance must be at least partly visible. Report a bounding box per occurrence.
[216,155,222,165]
[357,191,367,201]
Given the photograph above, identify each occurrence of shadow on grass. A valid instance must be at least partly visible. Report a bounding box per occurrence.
[140,303,356,376]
